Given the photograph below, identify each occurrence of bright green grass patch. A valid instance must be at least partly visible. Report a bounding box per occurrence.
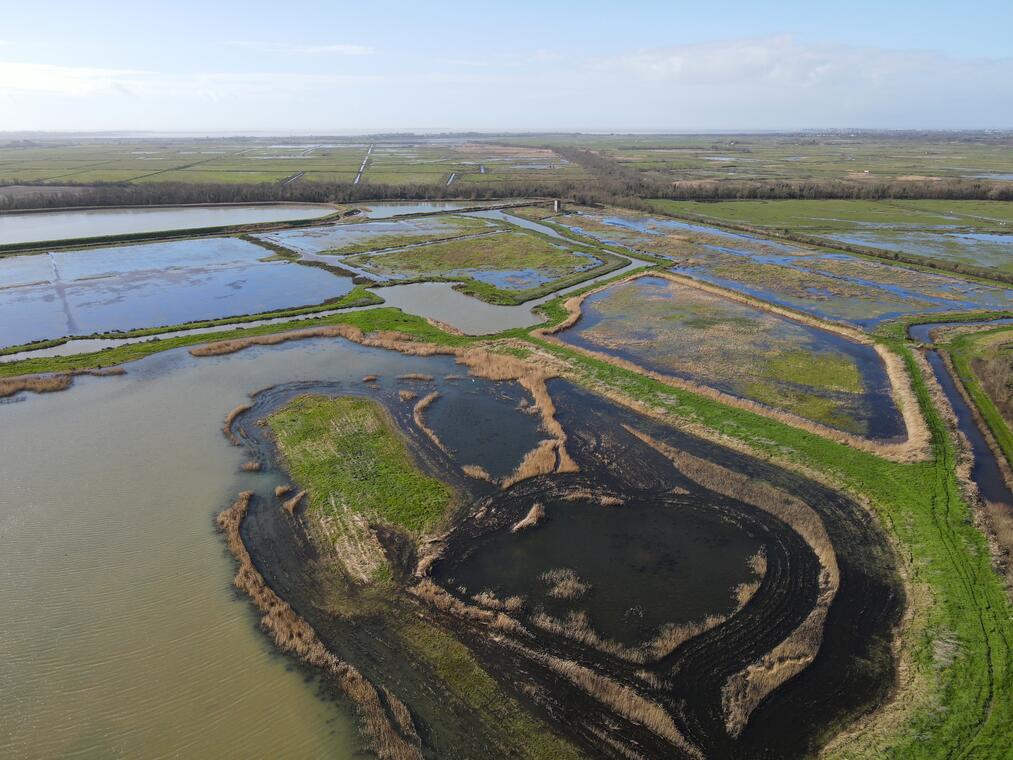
[268,395,454,535]
[764,349,863,393]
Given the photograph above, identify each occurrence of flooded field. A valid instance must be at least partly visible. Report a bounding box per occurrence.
[0,204,334,245]
[558,209,1013,327]
[254,215,488,258]
[824,229,1013,274]
[558,276,904,436]
[645,199,1013,275]
[0,237,353,347]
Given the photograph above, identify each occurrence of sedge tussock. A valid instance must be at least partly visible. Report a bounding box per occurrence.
[241,460,261,472]
[222,403,252,445]
[540,568,590,599]
[282,489,306,515]
[398,389,417,402]
[274,484,292,497]
[461,464,494,482]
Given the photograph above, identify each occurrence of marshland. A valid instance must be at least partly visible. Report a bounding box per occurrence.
[2,132,1012,760]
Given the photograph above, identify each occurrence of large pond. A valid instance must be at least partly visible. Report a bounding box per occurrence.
[558,210,1013,328]
[0,237,353,347]
[558,276,904,438]
[0,204,334,245]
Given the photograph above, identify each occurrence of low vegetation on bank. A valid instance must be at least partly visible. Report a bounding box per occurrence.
[268,395,454,535]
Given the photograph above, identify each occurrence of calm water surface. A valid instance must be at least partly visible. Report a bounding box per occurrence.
[0,337,483,759]
[0,204,334,245]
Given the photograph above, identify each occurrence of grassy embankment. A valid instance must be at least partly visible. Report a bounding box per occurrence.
[266,394,583,759]
[944,325,1013,469]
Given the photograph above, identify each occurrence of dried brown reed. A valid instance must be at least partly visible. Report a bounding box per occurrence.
[362,375,379,382]
[502,440,559,489]
[540,568,590,599]
[531,610,644,662]
[241,460,262,472]
[216,492,422,760]
[397,373,433,382]
[412,391,446,453]
[0,366,125,398]
[222,403,252,445]
[282,489,306,515]
[398,389,417,402]
[461,464,494,482]
[274,484,292,497]
[190,323,366,357]
[410,579,524,634]
[504,640,702,758]
[511,502,546,533]
[471,591,525,613]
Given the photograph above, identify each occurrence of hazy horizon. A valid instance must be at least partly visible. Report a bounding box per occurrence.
[2,0,1012,132]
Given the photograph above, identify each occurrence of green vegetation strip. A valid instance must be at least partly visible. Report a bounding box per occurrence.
[267,395,453,534]
[946,326,1013,469]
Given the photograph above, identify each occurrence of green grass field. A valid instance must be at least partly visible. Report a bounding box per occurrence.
[268,395,454,534]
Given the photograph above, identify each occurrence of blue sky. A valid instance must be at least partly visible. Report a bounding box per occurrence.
[1,0,1011,132]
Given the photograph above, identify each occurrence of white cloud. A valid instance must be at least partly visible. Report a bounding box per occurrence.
[222,41,374,56]
[593,35,1013,90]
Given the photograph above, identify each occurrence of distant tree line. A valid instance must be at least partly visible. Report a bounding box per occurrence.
[1,144,1010,212]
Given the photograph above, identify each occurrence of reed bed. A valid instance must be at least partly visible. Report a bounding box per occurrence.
[0,366,125,398]
[472,590,525,613]
[397,373,434,382]
[216,492,422,760]
[511,502,546,533]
